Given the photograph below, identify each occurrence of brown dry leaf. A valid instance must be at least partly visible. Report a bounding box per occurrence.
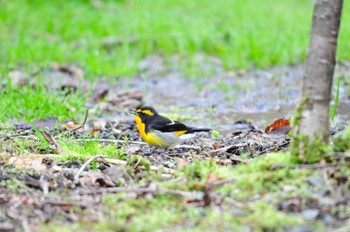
[206,173,224,183]
[8,156,47,171]
[212,143,219,149]
[51,63,84,80]
[90,128,101,136]
[265,118,291,135]
[79,173,115,187]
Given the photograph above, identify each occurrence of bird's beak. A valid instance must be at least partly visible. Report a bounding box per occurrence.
[129,108,138,115]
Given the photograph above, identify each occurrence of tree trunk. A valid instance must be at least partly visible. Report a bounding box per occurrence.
[298,0,343,141]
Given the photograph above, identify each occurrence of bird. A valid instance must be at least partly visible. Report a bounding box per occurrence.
[130,106,211,148]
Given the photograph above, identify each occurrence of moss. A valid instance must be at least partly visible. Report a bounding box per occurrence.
[290,96,331,163]
[127,155,151,173]
[333,125,350,152]
[290,134,330,163]
[290,96,308,136]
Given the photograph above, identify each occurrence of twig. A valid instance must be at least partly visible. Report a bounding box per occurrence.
[71,110,89,132]
[8,135,39,141]
[173,144,202,150]
[149,165,175,174]
[229,154,250,163]
[75,138,146,145]
[93,156,175,174]
[158,188,202,198]
[133,156,141,169]
[39,175,49,195]
[75,185,201,198]
[255,141,290,155]
[209,144,247,154]
[105,157,175,174]
[325,152,350,158]
[103,157,127,166]
[272,163,337,170]
[40,130,62,154]
[40,196,98,207]
[74,155,103,181]
[207,177,240,189]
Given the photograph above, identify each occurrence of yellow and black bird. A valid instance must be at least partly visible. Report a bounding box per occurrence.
[130,106,211,148]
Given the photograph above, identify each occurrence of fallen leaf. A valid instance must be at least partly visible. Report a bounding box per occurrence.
[8,156,47,171]
[212,143,219,149]
[265,118,291,135]
[206,173,224,183]
[90,128,101,135]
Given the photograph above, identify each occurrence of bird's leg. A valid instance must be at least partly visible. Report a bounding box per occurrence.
[143,146,156,156]
[151,147,157,155]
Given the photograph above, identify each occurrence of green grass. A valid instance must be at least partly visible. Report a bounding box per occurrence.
[1,0,349,77]
[0,79,87,123]
[57,139,127,161]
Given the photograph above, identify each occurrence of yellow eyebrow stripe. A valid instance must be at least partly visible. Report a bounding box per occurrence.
[137,109,154,116]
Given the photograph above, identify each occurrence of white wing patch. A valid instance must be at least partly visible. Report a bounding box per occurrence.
[167,120,176,125]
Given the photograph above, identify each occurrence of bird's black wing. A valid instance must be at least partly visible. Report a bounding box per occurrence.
[150,116,188,133]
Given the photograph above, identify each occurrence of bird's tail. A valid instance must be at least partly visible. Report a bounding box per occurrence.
[186,127,211,133]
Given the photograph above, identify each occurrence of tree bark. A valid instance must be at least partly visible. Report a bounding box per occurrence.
[299,0,343,140]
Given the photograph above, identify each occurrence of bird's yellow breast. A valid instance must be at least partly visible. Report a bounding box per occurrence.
[134,115,169,147]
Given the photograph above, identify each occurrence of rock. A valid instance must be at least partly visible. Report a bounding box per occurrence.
[302,209,320,220]
[34,118,59,129]
[86,82,110,105]
[322,214,333,224]
[120,99,142,108]
[9,70,28,86]
[103,165,132,184]
[307,176,325,187]
[40,63,88,92]
[291,226,313,232]
[126,146,142,155]
[0,221,15,232]
[107,89,143,109]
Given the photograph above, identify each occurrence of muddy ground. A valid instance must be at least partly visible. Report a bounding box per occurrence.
[1,56,350,231]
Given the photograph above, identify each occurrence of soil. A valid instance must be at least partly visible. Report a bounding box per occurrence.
[1,56,350,231]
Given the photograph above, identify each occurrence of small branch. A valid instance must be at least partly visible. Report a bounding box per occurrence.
[103,157,128,166]
[209,144,247,154]
[40,130,62,154]
[207,177,239,189]
[74,155,103,181]
[173,145,202,150]
[325,152,350,158]
[229,154,250,163]
[71,110,89,132]
[255,141,290,155]
[75,138,147,145]
[271,163,336,170]
[75,185,200,198]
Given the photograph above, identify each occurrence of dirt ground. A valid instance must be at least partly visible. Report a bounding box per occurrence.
[1,56,350,231]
